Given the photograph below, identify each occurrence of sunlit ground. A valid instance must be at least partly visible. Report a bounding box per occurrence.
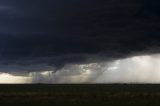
[1,54,160,83]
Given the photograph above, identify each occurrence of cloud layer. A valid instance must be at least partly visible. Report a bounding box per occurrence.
[29,54,160,83]
[0,0,160,83]
[4,54,160,83]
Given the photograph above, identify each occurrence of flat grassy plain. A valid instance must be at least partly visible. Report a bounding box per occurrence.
[0,84,160,106]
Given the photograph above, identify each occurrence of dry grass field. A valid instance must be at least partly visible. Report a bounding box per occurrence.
[0,84,160,106]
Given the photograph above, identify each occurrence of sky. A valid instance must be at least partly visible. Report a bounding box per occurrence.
[0,0,160,83]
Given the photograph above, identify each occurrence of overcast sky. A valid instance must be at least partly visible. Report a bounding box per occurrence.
[0,0,160,83]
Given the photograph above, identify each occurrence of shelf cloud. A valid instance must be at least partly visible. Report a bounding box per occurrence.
[0,0,160,83]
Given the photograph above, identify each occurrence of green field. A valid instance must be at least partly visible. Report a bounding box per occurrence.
[0,84,160,106]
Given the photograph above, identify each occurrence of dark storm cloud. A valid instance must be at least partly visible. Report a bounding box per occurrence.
[0,0,160,73]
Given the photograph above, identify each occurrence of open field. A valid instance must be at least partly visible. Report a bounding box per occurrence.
[0,84,160,106]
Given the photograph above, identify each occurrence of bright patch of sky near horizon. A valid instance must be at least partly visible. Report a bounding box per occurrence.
[1,54,160,83]
[0,73,30,84]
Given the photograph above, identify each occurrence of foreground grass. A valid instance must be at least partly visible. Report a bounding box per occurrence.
[0,84,160,106]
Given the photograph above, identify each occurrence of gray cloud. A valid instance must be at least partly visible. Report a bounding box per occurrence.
[27,54,160,83]
[0,0,160,83]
